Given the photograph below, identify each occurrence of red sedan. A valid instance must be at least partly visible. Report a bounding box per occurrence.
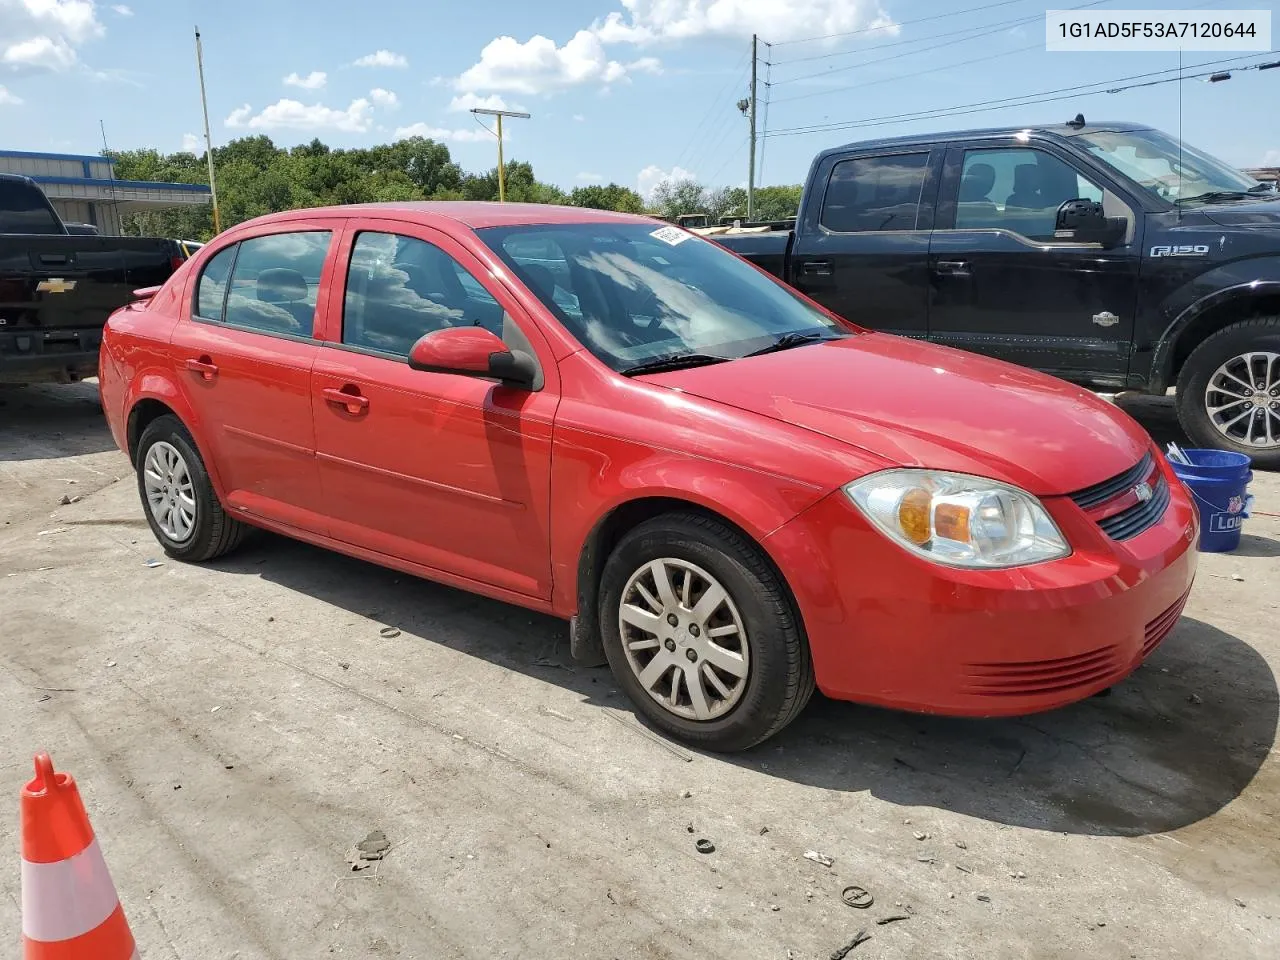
[98,203,1198,751]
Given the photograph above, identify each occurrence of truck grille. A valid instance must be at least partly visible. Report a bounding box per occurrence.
[1068,453,1169,541]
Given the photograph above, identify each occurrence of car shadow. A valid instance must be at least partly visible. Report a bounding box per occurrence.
[0,382,116,461]
[1113,391,1187,453]
[209,533,1277,839]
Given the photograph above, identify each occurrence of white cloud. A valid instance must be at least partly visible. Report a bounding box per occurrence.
[1262,149,1280,166]
[572,113,585,122]
[628,56,662,74]
[448,91,522,113]
[0,84,22,104]
[181,132,201,153]
[637,163,695,200]
[284,70,327,90]
[393,122,492,143]
[111,4,132,15]
[456,30,647,95]
[3,34,77,69]
[0,0,106,72]
[593,0,895,45]
[576,172,604,183]
[369,87,398,108]
[225,98,375,133]
[353,49,407,68]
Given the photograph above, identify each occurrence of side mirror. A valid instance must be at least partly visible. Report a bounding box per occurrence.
[407,327,537,389]
[1054,199,1127,247]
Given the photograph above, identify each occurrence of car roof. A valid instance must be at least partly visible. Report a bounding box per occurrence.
[819,120,1152,158]
[245,201,657,231]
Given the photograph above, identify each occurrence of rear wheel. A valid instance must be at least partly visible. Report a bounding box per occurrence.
[135,414,249,562]
[1176,317,1280,470]
[598,512,814,752]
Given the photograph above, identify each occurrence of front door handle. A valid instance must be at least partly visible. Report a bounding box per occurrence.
[184,356,218,381]
[799,260,833,276]
[323,385,370,415]
[934,260,971,277]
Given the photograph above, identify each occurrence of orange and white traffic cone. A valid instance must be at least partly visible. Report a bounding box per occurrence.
[21,752,138,959]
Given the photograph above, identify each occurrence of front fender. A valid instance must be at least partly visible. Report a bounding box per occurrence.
[1151,259,1280,389]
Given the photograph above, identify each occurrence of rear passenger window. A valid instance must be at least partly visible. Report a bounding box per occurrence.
[221,232,331,336]
[195,245,237,320]
[342,232,505,357]
[821,153,929,233]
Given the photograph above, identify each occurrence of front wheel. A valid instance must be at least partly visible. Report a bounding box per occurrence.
[1176,317,1280,471]
[598,512,814,752]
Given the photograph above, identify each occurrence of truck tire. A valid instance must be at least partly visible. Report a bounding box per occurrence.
[598,511,815,752]
[1176,317,1280,471]
[135,414,250,562]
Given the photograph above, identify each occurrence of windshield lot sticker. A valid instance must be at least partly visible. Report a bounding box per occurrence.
[650,226,692,246]
[1150,244,1209,257]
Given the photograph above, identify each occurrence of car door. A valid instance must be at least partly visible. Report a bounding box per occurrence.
[169,225,336,531]
[789,147,941,339]
[927,140,1142,385]
[310,220,558,601]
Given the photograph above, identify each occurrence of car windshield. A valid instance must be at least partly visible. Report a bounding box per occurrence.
[1076,128,1264,204]
[477,223,844,372]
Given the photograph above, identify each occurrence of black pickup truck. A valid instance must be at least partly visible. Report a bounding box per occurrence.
[0,173,183,385]
[716,119,1280,468]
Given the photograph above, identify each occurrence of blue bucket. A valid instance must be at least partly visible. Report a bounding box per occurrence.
[1169,449,1252,553]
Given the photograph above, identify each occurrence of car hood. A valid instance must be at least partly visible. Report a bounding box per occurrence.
[647,334,1151,496]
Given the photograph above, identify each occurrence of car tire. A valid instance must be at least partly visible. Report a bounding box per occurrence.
[1175,317,1280,470]
[598,511,815,752]
[135,414,250,562]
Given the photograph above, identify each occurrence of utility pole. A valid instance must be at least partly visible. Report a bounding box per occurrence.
[470,107,531,202]
[748,33,758,221]
[195,26,222,234]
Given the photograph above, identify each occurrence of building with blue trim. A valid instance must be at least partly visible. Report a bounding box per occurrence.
[0,149,211,235]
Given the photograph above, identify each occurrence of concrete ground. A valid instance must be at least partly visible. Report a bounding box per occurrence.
[2,381,1278,959]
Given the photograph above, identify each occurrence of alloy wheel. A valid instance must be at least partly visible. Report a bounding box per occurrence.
[143,441,197,543]
[617,558,750,721]
[1204,351,1280,448]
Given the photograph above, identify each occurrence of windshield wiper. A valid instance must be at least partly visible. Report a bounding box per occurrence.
[619,353,729,376]
[1176,190,1262,205]
[743,331,846,358]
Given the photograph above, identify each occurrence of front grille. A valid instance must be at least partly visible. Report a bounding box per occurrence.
[1142,589,1190,658]
[1069,453,1170,541]
[963,645,1119,697]
[1070,453,1153,510]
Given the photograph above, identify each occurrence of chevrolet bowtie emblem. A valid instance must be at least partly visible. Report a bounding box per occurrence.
[1134,481,1153,503]
[36,278,77,294]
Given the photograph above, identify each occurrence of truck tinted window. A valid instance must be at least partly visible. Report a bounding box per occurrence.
[0,178,63,235]
[821,154,928,233]
[223,232,331,336]
[955,148,1102,239]
[195,245,237,320]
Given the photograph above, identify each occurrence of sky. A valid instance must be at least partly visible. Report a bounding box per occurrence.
[0,0,1275,198]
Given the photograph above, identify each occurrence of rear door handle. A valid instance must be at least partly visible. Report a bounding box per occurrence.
[934,260,971,277]
[799,260,833,276]
[323,385,370,415]
[38,253,70,265]
[184,356,218,380]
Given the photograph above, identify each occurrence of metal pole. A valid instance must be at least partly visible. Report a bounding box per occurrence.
[497,113,506,203]
[748,33,757,221]
[195,26,222,234]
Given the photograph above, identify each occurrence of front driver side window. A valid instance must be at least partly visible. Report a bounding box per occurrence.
[955,148,1104,239]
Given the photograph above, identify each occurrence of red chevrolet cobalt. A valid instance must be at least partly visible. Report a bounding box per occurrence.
[99,203,1198,751]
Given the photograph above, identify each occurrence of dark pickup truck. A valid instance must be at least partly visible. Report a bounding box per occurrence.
[1,173,183,385]
[717,119,1280,468]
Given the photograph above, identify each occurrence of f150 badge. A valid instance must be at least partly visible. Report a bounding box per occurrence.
[1092,311,1120,327]
[1150,244,1209,257]
[36,278,77,294]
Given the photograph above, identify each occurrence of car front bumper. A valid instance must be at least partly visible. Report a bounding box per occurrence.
[764,457,1199,716]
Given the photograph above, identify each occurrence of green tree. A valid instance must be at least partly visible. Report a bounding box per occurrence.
[568,183,646,213]
[752,184,803,221]
[648,177,708,220]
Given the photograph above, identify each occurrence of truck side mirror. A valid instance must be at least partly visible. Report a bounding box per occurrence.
[1054,199,1126,248]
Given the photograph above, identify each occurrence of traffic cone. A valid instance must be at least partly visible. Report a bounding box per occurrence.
[21,753,138,959]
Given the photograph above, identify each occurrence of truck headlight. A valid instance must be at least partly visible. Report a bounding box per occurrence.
[843,470,1070,568]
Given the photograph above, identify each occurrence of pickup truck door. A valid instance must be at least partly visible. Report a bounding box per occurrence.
[789,147,942,339]
[927,139,1141,386]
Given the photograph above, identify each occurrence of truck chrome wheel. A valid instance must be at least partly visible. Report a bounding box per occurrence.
[1205,351,1280,448]
[143,441,197,543]
[617,558,749,721]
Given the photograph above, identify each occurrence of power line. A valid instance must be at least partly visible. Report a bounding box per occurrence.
[764,54,1276,139]
[672,52,750,175]
[768,0,1028,47]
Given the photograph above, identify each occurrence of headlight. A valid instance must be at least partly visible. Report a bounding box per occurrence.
[843,470,1070,569]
